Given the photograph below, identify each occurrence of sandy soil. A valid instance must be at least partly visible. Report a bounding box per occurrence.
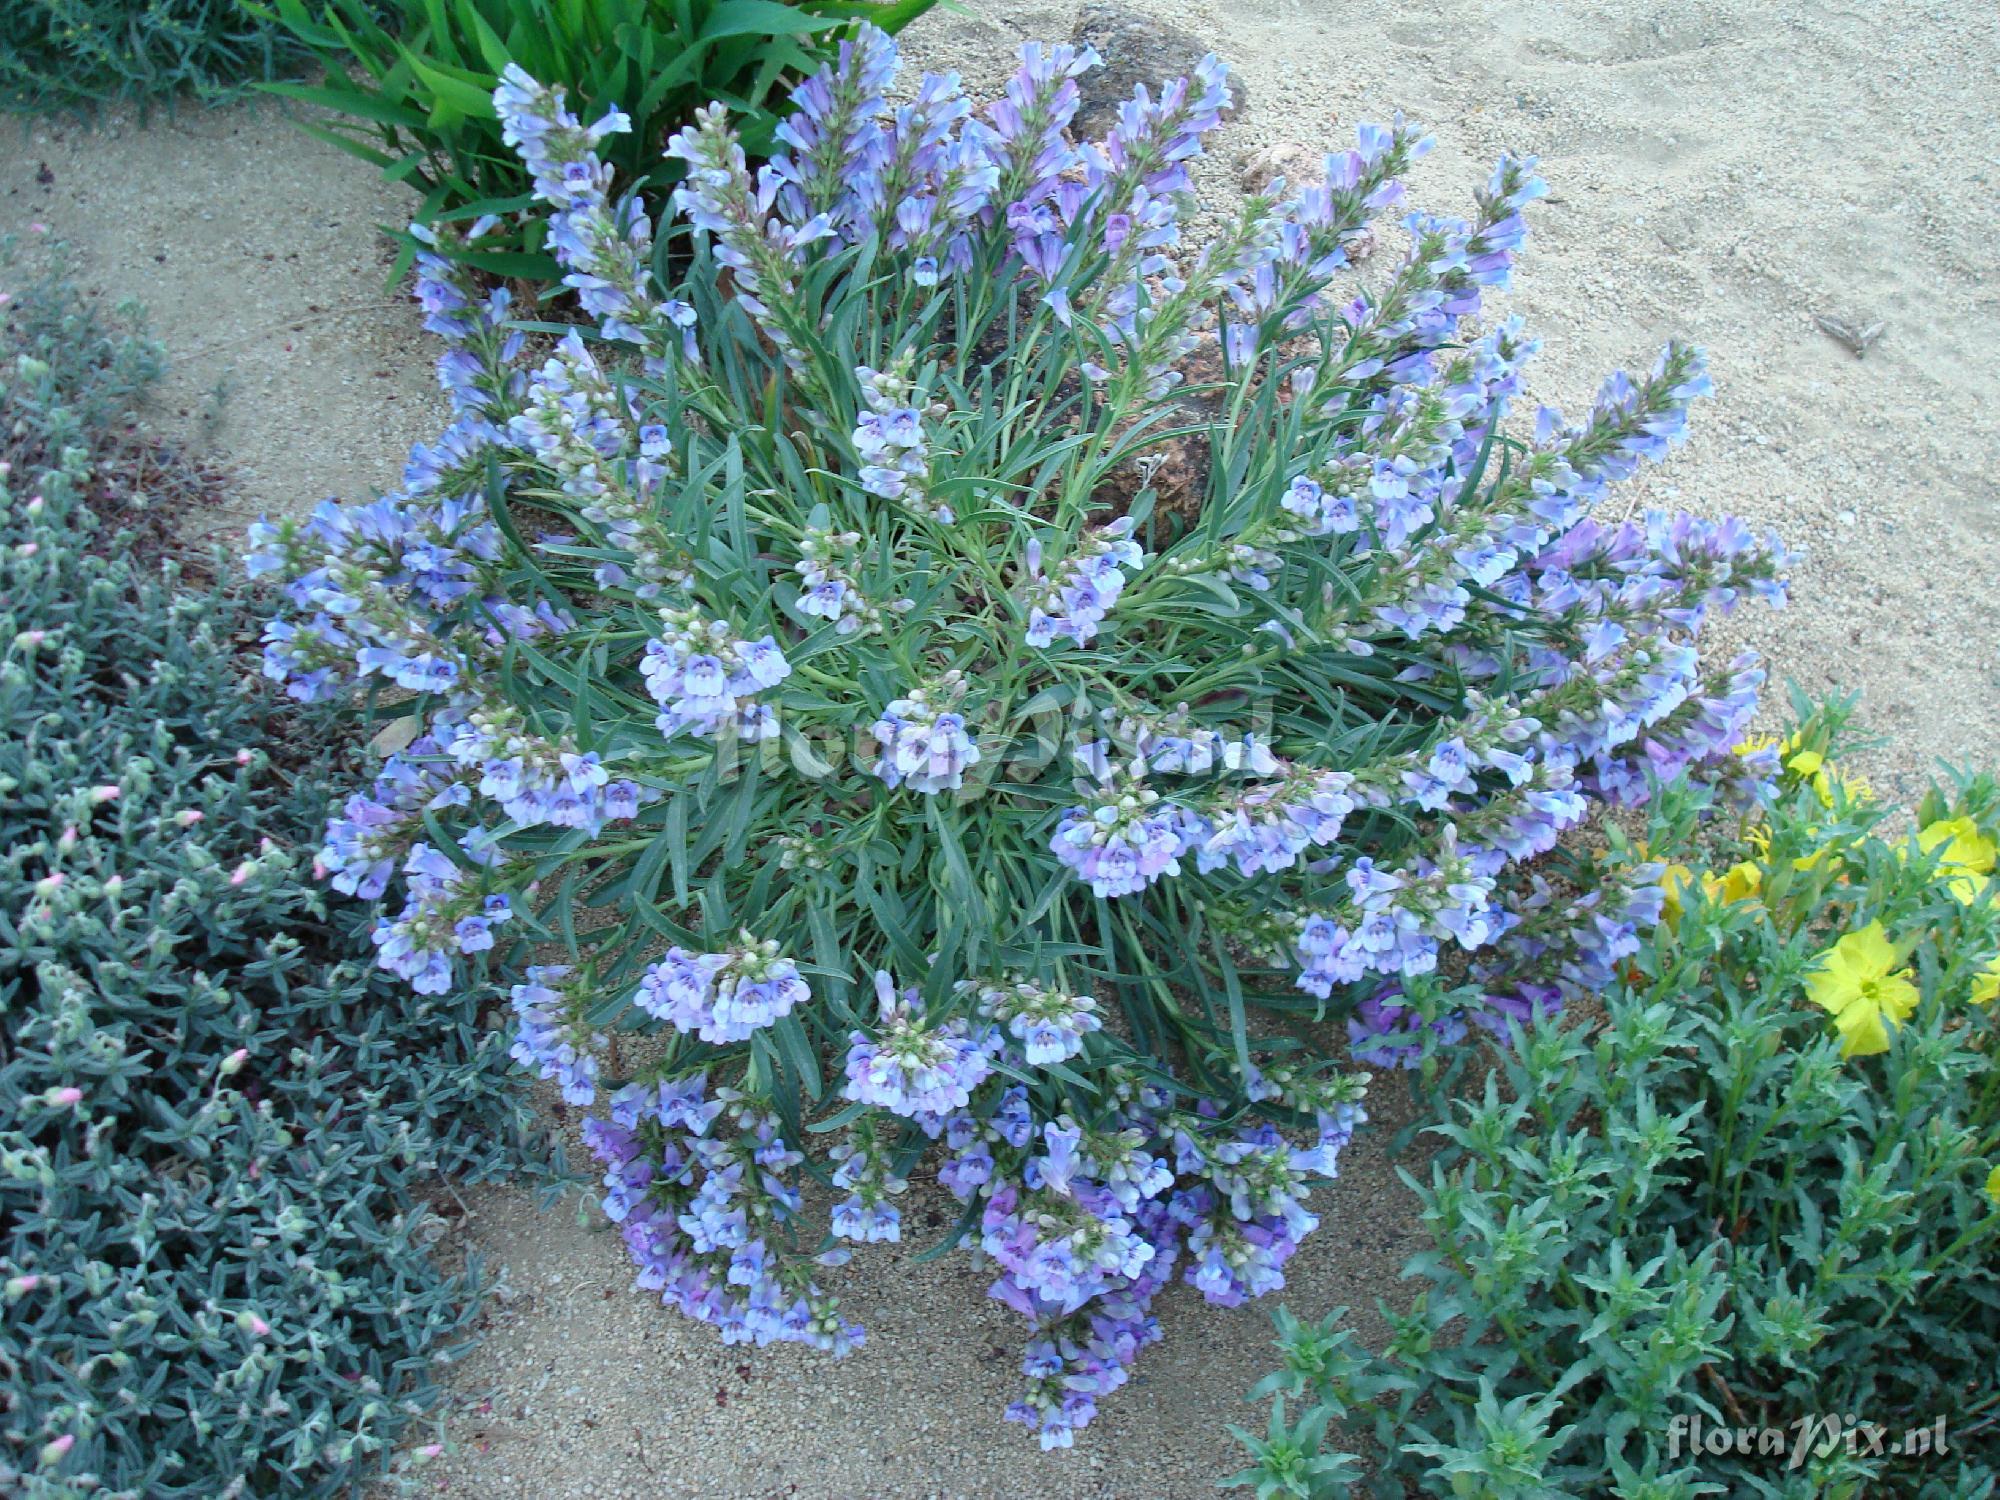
[7,0,1997,1494]
[3,99,452,551]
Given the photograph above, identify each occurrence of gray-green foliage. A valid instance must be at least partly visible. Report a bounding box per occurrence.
[0,263,552,1497]
[1230,740,2000,1498]
[1,0,308,112]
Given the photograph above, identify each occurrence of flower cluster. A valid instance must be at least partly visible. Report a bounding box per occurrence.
[249,27,1792,1446]
[973,977,1103,1064]
[587,1077,865,1355]
[1052,781,1209,897]
[870,677,982,794]
[842,972,999,1121]
[853,361,952,523]
[635,936,811,1045]
[794,522,903,635]
[1022,518,1145,647]
[641,610,791,741]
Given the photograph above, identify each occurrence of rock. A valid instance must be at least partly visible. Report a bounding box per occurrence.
[1093,429,1213,535]
[1070,4,1247,143]
[1238,140,1322,193]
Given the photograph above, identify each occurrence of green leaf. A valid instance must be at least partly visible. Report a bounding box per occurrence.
[700,0,846,40]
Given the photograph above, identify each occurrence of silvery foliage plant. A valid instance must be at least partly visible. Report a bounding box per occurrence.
[247,27,1790,1445]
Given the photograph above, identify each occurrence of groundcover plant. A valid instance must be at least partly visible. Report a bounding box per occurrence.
[248,27,1790,1445]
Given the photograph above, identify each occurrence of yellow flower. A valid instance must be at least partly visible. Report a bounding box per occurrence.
[1972,959,2000,1007]
[1916,817,1996,904]
[1919,817,1997,873]
[1988,1165,2000,1208]
[1660,863,1696,929]
[1803,921,1920,1058]
[1659,861,1761,930]
[1702,861,1762,906]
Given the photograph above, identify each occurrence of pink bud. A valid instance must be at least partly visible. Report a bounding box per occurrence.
[221,1048,250,1076]
[418,1444,445,1459]
[6,1274,42,1297]
[29,222,48,233]
[34,872,64,899]
[91,785,120,803]
[15,541,38,558]
[229,861,253,886]
[259,836,276,854]
[58,825,78,852]
[40,1433,74,1467]
[45,1086,83,1108]
[313,859,329,880]
[15,629,46,648]
[236,748,254,765]
[236,1308,271,1336]
[175,809,205,827]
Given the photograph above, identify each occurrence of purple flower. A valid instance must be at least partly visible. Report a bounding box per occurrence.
[843,972,999,1119]
[1052,782,1209,897]
[871,681,982,794]
[635,935,810,1044]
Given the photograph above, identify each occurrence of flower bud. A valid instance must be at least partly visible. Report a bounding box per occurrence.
[40,1434,74,1467]
[44,1086,83,1108]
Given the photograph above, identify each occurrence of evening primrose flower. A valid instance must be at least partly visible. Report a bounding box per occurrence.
[1987,1165,2000,1207]
[1971,958,1999,1007]
[1803,920,1918,1058]
[1915,816,1995,904]
[1756,734,1871,808]
[1659,863,1696,928]
[1703,861,1761,906]
[1659,860,1759,929]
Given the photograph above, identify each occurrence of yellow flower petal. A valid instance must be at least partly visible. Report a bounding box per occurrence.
[1787,749,1825,778]
[1829,1001,1893,1057]
[1804,923,1917,1058]
[1972,961,1999,1007]
[1660,864,1695,928]
[1919,817,1997,877]
[1826,973,1918,1058]
[1717,861,1761,904]
[1842,921,1899,975]
[1945,873,1992,906]
[1988,1165,2000,1208]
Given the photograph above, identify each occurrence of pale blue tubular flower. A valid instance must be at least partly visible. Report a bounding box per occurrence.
[871,675,982,794]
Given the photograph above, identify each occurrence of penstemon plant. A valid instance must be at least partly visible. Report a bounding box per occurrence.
[247,28,1791,1445]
